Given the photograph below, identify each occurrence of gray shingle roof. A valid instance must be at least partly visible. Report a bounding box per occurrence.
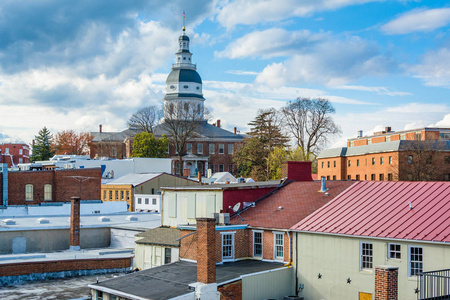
[135,227,180,247]
[166,69,202,84]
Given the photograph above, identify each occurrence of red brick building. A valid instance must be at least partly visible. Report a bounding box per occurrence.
[0,143,30,167]
[318,127,450,181]
[0,168,101,206]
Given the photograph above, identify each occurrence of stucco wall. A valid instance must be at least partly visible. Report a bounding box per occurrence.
[294,232,450,300]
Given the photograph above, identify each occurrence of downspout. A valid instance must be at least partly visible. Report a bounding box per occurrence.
[295,232,299,296]
[2,163,7,206]
[284,230,292,267]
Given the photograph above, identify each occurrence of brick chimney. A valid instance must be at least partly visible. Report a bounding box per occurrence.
[234,127,237,134]
[69,196,81,251]
[216,119,221,128]
[281,161,313,182]
[375,266,398,300]
[99,124,102,133]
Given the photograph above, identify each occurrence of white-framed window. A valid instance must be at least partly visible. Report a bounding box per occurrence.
[209,144,215,154]
[221,232,235,261]
[389,156,392,164]
[111,147,117,157]
[19,158,23,164]
[388,243,401,259]
[408,246,423,277]
[197,143,203,154]
[145,198,149,205]
[5,148,9,154]
[228,144,234,154]
[137,198,142,204]
[360,242,373,270]
[25,184,33,201]
[400,134,406,140]
[219,164,224,172]
[219,144,224,154]
[44,184,52,201]
[186,143,192,154]
[253,230,263,257]
[273,232,284,260]
[386,136,391,142]
[19,149,23,155]
[152,198,157,205]
[367,138,372,145]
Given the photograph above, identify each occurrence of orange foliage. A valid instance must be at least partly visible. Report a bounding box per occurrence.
[53,130,92,155]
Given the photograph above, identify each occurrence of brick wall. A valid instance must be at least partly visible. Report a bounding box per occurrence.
[0,257,132,277]
[2,168,101,205]
[375,266,398,300]
[197,218,216,284]
[218,280,242,300]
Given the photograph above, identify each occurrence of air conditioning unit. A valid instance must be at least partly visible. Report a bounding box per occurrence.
[219,213,230,225]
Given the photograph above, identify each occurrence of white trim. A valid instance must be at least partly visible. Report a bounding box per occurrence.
[88,285,147,300]
[221,232,235,262]
[220,231,236,235]
[252,230,263,258]
[360,241,373,271]
[273,232,284,261]
[180,258,196,263]
[408,245,423,277]
[387,243,401,260]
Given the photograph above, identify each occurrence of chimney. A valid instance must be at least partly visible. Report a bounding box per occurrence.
[358,130,363,138]
[234,127,237,134]
[375,266,398,300]
[320,177,328,192]
[1,163,7,206]
[69,196,81,251]
[216,120,221,128]
[385,126,391,133]
[281,161,313,182]
[99,124,102,133]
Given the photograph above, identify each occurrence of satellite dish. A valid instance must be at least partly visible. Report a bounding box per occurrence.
[232,202,241,212]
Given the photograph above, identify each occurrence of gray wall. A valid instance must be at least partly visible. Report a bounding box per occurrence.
[242,267,294,300]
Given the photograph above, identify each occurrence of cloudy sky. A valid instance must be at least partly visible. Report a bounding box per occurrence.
[0,0,449,148]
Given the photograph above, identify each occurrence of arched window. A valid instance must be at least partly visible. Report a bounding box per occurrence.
[44,184,52,201]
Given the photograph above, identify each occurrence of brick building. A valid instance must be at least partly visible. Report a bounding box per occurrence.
[0,168,101,206]
[0,143,30,167]
[318,127,450,181]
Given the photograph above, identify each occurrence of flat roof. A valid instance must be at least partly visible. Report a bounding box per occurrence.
[0,212,161,232]
[89,260,285,300]
[161,180,281,191]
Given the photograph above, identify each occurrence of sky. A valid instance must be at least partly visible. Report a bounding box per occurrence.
[0,0,449,148]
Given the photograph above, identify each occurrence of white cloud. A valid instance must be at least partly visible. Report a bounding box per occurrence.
[216,0,380,29]
[408,46,450,88]
[226,70,259,76]
[381,8,450,35]
[434,113,450,127]
[332,85,412,96]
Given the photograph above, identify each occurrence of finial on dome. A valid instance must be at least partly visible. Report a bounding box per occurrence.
[182,11,186,32]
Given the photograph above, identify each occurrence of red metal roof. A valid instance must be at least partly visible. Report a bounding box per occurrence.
[291,181,450,243]
[230,180,355,229]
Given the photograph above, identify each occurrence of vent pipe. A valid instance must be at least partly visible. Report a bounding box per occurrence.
[320,177,328,192]
[1,163,7,206]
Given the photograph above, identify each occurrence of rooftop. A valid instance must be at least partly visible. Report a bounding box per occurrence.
[231,180,355,229]
[160,180,281,191]
[291,181,450,243]
[135,227,180,247]
[89,259,285,300]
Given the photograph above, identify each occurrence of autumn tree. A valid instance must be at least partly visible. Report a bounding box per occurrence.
[127,105,163,133]
[30,127,55,162]
[53,130,92,155]
[161,101,208,175]
[234,109,288,181]
[132,132,169,158]
[280,97,341,161]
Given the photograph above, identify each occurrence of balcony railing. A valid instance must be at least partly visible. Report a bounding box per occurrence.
[172,63,196,70]
[417,269,450,300]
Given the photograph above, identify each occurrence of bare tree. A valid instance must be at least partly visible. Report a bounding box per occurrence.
[280,97,341,160]
[162,101,208,175]
[127,105,163,133]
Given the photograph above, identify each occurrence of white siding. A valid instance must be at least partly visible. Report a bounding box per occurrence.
[242,267,294,300]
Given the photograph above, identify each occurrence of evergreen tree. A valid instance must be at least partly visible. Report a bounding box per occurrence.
[30,127,55,162]
[132,132,169,158]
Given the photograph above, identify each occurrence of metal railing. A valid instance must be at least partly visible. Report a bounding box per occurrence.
[417,269,450,300]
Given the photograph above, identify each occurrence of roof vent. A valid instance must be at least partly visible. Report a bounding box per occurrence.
[3,219,15,225]
[36,218,50,224]
[126,216,138,221]
[98,216,110,222]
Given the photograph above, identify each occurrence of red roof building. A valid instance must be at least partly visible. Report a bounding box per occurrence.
[0,143,30,168]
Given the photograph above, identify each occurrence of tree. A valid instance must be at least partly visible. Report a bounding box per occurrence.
[280,97,341,161]
[53,130,92,155]
[234,109,288,181]
[161,101,208,175]
[267,146,313,180]
[30,127,55,162]
[132,132,169,158]
[127,105,163,133]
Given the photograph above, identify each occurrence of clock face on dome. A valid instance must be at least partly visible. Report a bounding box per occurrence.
[170,85,176,90]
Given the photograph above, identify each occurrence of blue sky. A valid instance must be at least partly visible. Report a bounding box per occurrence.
[0,0,449,148]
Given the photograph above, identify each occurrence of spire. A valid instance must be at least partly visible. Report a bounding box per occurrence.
[182,11,186,32]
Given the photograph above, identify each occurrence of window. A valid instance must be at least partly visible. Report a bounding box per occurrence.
[228,144,234,154]
[25,184,33,201]
[348,160,351,167]
[274,233,284,260]
[253,231,262,257]
[219,164,224,172]
[356,175,360,180]
[334,161,336,167]
[222,233,234,261]
[350,141,354,147]
[360,242,373,270]
[219,144,224,154]
[379,174,384,181]
[209,144,215,154]
[408,155,413,164]
[197,143,203,154]
[115,191,118,200]
[326,176,330,180]
[409,246,423,276]
[372,157,375,165]
[19,149,23,155]
[186,143,192,154]
[347,175,351,180]
[333,175,336,180]
[388,173,393,181]
[137,198,142,204]
[367,139,372,145]
[389,156,392,164]
[151,188,155,194]
[357,159,359,167]
[164,248,171,264]
[400,134,406,140]
[371,174,375,180]
[103,190,107,200]
[126,191,130,200]
[327,161,330,168]
[388,243,401,259]
[120,191,124,200]
[44,184,52,201]
[145,198,149,205]
[386,136,391,142]
[19,158,23,164]
[4,148,9,154]
[440,133,450,139]
[111,147,117,157]
[415,132,422,141]
[380,157,384,165]
[97,291,103,300]
[445,156,450,164]
[109,191,112,200]
[152,198,157,205]
[322,162,324,168]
